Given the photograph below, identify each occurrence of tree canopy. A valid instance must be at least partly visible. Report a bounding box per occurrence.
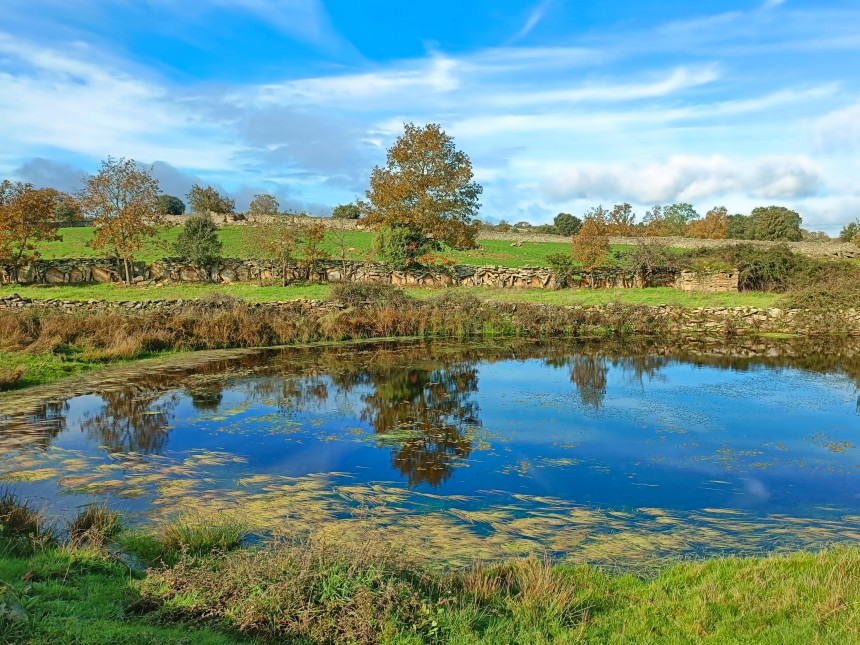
[332,203,361,219]
[187,184,235,215]
[749,206,803,241]
[0,180,61,281]
[554,213,582,236]
[156,195,185,216]
[360,123,482,250]
[79,157,163,284]
[248,194,279,221]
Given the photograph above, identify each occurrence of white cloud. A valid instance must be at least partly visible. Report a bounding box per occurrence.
[540,155,823,204]
[815,99,860,151]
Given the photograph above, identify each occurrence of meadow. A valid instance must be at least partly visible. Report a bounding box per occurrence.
[33,226,617,268]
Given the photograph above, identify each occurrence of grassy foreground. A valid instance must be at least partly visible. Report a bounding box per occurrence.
[1,515,858,645]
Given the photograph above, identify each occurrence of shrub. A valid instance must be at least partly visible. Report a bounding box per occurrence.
[328,281,412,308]
[172,213,222,270]
[372,224,439,269]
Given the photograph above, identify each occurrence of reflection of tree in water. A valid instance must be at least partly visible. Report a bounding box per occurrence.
[79,388,179,454]
[187,388,223,413]
[548,354,669,410]
[0,400,69,453]
[240,353,482,487]
[359,362,480,487]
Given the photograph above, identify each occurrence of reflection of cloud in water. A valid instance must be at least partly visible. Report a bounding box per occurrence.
[742,477,771,501]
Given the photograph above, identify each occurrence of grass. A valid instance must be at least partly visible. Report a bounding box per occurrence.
[0,281,331,303]
[0,281,777,309]
[33,226,634,269]
[2,509,859,645]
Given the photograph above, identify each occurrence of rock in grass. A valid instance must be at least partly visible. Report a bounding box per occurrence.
[0,580,28,623]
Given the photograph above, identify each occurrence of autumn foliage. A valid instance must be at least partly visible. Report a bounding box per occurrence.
[571,211,610,283]
[361,123,482,252]
[0,180,62,281]
[79,157,164,285]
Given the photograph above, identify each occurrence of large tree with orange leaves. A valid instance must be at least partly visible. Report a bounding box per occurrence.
[79,157,163,285]
[360,123,482,251]
[688,206,729,239]
[0,180,62,282]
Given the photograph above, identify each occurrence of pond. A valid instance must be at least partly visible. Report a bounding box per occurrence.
[1,338,859,567]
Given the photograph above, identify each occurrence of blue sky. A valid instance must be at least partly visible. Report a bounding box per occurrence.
[1,0,859,232]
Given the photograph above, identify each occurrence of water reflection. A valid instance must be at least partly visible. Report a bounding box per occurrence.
[1,337,859,490]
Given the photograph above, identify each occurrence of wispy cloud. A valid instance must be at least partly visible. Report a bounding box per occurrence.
[508,0,554,44]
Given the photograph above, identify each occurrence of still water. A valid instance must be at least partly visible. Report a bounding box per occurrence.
[1,339,858,566]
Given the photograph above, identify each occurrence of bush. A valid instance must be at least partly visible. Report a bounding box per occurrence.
[328,281,412,307]
[172,213,222,270]
[372,224,439,269]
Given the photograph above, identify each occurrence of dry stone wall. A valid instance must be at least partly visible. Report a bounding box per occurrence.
[0,258,738,293]
[1,293,857,336]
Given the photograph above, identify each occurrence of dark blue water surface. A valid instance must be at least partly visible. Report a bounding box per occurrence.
[2,339,859,565]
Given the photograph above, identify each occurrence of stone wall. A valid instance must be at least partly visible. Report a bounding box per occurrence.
[0,257,738,293]
[1,293,857,336]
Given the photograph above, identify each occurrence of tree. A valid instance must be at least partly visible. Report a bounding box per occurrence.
[186,184,235,217]
[726,214,751,239]
[297,222,330,278]
[607,203,636,236]
[663,203,699,236]
[332,203,361,219]
[0,180,61,281]
[687,206,728,239]
[156,195,185,216]
[554,212,582,236]
[571,210,609,287]
[250,212,299,287]
[55,194,81,224]
[838,220,859,243]
[79,157,163,285]
[247,193,279,222]
[643,205,667,237]
[172,213,222,276]
[360,123,482,251]
[749,206,802,241]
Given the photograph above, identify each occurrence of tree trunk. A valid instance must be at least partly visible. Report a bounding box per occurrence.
[124,258,132,285]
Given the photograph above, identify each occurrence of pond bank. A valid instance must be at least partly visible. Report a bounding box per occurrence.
[1,291,858,391]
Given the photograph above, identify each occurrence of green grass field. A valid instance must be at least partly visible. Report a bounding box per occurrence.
[0,282,778,308]
[34,226,629,268]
